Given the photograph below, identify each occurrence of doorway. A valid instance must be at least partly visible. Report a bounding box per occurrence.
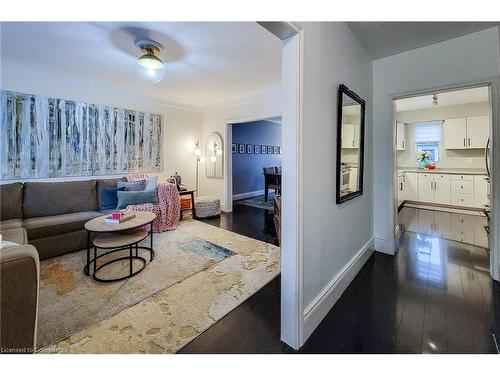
[393,84,494,276]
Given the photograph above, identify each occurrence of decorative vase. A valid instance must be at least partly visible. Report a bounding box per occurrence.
[418,159,428,169]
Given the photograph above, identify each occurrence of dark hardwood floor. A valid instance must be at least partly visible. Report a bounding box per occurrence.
[180,206,500,354]
[197,199,278,245]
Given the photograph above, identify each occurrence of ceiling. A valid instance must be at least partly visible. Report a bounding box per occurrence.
[347,22,500,59]
[395,86,489,112]
[0,22,282,110]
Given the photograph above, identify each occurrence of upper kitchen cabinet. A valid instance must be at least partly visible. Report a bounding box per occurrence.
[443,116,489,149]
[396,122,406,150]
[341,123,359,149]
[467,115,489,148]
[443,117,467,149]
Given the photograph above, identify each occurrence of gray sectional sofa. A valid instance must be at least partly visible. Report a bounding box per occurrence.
[0,177,124,260]
[0,177,126,353]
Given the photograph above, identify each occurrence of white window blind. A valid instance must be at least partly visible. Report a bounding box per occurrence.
[413,122,443,143]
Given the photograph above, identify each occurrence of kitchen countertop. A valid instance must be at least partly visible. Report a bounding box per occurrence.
[398,167,487,175]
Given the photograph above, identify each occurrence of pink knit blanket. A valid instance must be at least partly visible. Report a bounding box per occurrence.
[125,175,180,232]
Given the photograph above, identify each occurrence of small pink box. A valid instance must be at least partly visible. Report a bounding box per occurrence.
[111,212,123,220]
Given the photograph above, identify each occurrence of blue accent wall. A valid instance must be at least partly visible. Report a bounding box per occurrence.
[232,120,281,196]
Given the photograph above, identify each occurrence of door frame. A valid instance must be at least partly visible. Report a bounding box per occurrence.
[258,22,305,349]
[391,79,500,281]
[224,115,282,213]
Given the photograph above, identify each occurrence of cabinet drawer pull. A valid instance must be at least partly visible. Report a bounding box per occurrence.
[463,138,466,147]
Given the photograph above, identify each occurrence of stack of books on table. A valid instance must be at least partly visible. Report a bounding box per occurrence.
[104,210,136,224]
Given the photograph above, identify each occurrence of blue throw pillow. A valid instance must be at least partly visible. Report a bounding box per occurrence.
[116,189,158,210]
[117,180,146,191]
[101,186,125,210]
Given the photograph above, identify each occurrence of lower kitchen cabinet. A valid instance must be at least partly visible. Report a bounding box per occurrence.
[417,173,451,205]
[399,170,488,209]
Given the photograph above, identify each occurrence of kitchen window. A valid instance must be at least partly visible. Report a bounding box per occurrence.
[416,142,439,162]
[413,121,442,163]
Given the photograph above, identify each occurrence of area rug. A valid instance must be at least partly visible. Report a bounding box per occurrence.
[236,193,275,211]
[403,202,486,217]
[41,219,281,353]
[37,227,235,349]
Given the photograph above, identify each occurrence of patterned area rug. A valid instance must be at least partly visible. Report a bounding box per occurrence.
[37,227,234,349]
[403,202,487,217]
[40,219,280,353]
[236,193,275,211]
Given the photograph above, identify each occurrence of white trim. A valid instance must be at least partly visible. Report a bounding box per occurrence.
[232,189,265,201]
[374,237,395,255]
[280,28,304,350]
[391,79,500,281]
[303,237,374,340]
[224,114,283,213]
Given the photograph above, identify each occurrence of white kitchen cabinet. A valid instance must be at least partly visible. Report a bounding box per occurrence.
[342,123,359,149]
[433,174,451,205]
[418,173,434,203]
[417,173,450,204]
[396,122,406,151]
[473,175,489,209]
[467,115,489,149]
[398,172,418,201]
[405,172,418,201]
[349,167,358,191]
[443,118,467,149]
[451,193,474,207]
[443,116,489,149]
[402,171,488,209]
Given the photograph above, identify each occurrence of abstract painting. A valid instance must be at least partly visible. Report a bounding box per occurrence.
[0,90,163,179]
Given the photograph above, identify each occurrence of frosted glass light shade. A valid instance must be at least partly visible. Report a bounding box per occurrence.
[137,64,166,83]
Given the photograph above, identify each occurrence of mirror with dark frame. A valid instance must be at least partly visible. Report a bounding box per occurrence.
[336,84,366,204]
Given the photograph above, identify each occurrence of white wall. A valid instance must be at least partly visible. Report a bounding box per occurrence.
[300,22,374,341]
[199,87,282,210]
[396,102,490,169]
[373,27,500,255]
[0,60,203,188]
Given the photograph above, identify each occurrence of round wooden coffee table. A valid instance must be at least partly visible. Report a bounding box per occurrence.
[84,211,156,282]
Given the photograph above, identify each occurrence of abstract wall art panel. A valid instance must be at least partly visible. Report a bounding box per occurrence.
[0,90,163,179]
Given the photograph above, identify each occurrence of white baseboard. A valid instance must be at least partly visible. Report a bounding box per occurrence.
[374,237,395,255]
[232,189,265,201]
[303,237,374,341]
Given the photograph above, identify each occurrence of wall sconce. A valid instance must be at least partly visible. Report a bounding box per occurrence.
[194,140,203,196]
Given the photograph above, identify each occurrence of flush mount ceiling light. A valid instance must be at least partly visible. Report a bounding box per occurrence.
[432,94,438,106]
[135,40,166,83]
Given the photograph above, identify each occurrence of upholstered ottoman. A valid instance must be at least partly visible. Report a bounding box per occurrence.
[194,196,221,218]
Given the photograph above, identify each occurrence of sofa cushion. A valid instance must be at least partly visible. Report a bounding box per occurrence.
[23,211,102,240]
[97,177,126,210]
[117,180,146,191]
[1,228,28,245]
[23,180,98,218]
[0,183,23,220]
[0,219,23,230]
[116,189,158,209]
[100,186,125,210]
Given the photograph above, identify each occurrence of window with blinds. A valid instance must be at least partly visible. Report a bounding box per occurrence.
[413,121,443,162]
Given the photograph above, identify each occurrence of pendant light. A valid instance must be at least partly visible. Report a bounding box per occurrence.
[135,40,166,83]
